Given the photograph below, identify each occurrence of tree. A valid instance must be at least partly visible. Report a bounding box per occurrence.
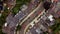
[0,6,9,34]
[50,18,60,34]
[0,6,9,26]
[43,1,51,12]
[12,0,31,15]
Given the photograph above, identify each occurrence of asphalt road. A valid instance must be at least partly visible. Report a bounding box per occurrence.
[19,0,41,25]
[24,0,60,34]
[24,9,45,34]
[15,0,42,34]
[17,2,44,34]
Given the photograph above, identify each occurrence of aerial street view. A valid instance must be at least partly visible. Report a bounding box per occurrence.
[0,0,60,34]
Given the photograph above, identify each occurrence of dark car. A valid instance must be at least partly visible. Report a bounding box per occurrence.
[0,1,3,11]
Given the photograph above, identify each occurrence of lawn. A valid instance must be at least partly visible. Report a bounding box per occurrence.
[50,18,60,34]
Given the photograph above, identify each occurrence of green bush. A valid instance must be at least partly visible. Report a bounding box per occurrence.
[16,25,21,31]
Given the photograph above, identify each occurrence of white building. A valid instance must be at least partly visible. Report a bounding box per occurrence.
[48,15,54,21]
[20,4,28,11]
